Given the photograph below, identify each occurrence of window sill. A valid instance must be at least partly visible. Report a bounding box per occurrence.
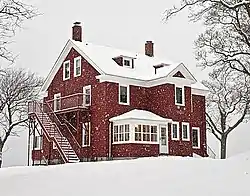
[171,138,180,141]
[119,102,130,106]
[63,77,70,81]
[175,103,185,107]
[82,145,90,148]
[74,74,81,77]
[192,146,200,149]
[182,138,190,141]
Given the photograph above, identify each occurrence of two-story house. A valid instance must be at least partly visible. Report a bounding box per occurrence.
[28,22,210,165]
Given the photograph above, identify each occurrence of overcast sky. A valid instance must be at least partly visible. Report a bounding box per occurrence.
[2,0,250,167]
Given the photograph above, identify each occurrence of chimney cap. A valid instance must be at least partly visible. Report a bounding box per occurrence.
[146,40,153,43]
[73,21,81,26]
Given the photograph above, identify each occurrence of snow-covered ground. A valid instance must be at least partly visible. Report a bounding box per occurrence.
[1,153,250,196]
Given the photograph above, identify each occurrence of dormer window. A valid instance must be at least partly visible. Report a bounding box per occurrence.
[113,55,135,68]
[124,59,131,67]
[123,57,133,68]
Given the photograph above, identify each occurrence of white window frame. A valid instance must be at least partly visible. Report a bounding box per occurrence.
[53,93,61,111]
[83,85,91,106]
[113,124,130,143]
[34,135,42,150]
[119,84,130,105]
[182,122,190,141]
[171,121,179,140]
[123,57,133,68]
[192,127,200,149]
[175,85,185,106]
[74,56,81,77]
[63,60,70,80]
[133,123,158,144]
[82,122,91,147]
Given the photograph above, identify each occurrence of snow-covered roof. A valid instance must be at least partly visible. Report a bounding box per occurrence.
[41,39,208,93]
[109,109,170,122]
[72,39,180,80]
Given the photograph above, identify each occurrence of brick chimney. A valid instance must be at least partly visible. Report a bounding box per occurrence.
[72,22,82,42]
[145,41,154,57]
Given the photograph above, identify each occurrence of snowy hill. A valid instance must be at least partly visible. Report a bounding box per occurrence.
[1,154,250,196]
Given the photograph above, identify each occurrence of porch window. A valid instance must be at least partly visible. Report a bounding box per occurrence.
[192,127,200,149]
[171,122,179,140]
[74,56,81,77]
[135,124,158,142]
[82,122,91,146]
[113,124,130,143]
[63,60,70,80]
[83,85,91,106]
[119,84,129,105]
[175,86,185,106]
[182,122,190,141]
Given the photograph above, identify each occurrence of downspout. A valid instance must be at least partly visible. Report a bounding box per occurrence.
[108,122,112,160]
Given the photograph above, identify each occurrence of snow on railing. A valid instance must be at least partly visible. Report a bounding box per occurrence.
[46,93,89,112]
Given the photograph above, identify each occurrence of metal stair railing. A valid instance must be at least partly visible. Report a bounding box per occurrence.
[29,101,70,163]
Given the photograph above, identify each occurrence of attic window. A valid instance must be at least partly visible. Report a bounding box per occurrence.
[123,57,133,68]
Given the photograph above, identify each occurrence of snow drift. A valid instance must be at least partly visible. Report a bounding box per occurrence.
[0,153,250,196]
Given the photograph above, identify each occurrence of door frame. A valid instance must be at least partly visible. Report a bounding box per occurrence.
[159,124,169,154]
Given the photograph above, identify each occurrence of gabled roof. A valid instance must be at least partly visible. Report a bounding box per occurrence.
[109,109,170,122]
[41,39,206,93]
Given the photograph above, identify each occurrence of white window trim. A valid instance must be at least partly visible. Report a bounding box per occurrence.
[113,124,130,144]
[74,56,81,77]
[175,85,185,106]
[171,121,179,140]
[112,122,159,144]
[123,57,133,68]
[34,135,42,150]
[83,85,91,106]
[192,127,200,149]
[63,60,70,81]
[53,93,61,111]
[82,122,91,147]
[182,122,190,141]
[119,84,130,105]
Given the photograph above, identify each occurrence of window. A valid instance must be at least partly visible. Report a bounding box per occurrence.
[63,60,70,80]
[34,135,42,150]
[82,122,91,146]
[54,93,61,111]
[172,122,179,140]
[74,56,81,77]
[192,127,200,148]
[119,84,129,105]
[135,124,158,142]
[123,57,133,68]
[113,124,130,142]
[175,86,185,105]
[83,85,91,106]
[182,122,190,141]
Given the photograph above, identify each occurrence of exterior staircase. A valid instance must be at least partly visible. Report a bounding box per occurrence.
[29,101,80,163]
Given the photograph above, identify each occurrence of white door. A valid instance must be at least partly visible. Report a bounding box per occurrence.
[160,125,169,154]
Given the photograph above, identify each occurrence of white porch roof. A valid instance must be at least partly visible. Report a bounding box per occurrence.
[109,109,171,122]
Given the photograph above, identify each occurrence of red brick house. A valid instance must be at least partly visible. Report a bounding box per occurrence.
[28,22,212,165]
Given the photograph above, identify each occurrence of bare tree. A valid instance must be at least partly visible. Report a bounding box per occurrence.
[164,0,250,77]
[0,68,42,167]
[204,66,250,159]
[0,0,38,62]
